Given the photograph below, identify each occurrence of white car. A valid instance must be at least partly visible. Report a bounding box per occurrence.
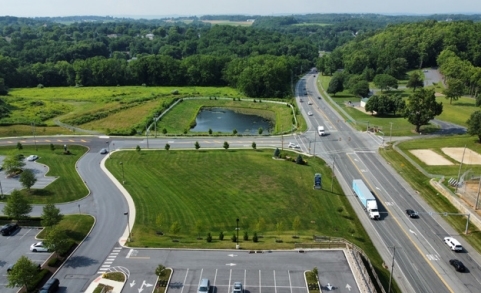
[26,155,38,161]
[308,111,313,116]
[308,101,313,105]
[30,241,49,252]
[232,282,243,293]
[288,142,300,149]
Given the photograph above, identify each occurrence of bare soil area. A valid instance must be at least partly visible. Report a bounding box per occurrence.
[442,147,481,165]
[410,149,454,165]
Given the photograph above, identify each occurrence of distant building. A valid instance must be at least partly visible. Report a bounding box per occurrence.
[107,34,119,38]
[360,98,370,108]
[145,33,154,40]
[246,19,255,22]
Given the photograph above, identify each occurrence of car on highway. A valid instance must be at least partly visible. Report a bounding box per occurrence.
[444,236,463,252]
[449,259,466,272]
[318,96,321,99]
[30,241,49,252]
[1,223,19,236]
[100,148,109,154]
[308,101,313,105]
[308,111,313,116]
[232,282,243,293]
[288,142,300,149]
[406,209,419,218]
[26,155,38,161]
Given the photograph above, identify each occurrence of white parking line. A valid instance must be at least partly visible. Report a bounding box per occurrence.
[244,270,246,292]
[273,270,277,293]
[228,269,232,293]
[288,271,293,293]
[180,269,189,293]
[214,269,218,289]
[259,270,261,293]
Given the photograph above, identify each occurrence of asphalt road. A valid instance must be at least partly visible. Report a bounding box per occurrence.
[302,74,481,292]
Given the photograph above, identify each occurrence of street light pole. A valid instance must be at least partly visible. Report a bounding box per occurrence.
[124,212,131,242]
[120,162,125,184]
[236,218,239,249]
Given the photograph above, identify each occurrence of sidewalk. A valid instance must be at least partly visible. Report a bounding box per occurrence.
[84,275,125,293]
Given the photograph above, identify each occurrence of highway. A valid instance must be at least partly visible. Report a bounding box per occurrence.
[297,73,481,292]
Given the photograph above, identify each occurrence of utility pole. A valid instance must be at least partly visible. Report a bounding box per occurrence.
[388,246,397,293]
[455,144,467,193]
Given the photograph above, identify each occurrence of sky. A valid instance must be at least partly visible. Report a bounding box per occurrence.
[0,0,479,18]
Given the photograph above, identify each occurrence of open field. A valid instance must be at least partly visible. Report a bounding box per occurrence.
[380,145,481,254]
[396,135,481,177]
[0,145,89,204]
[317,75,475,136]
[106,149,396,291]
[0,125,72,137]
[410,149,454,165]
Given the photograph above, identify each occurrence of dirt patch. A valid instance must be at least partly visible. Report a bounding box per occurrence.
[410,149,454,165]
[442,148,481,165]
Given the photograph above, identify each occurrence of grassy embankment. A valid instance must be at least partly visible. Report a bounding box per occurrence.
[106,149,398,293]
[381,135,481,253]
[315,75,476,136]
[0,144,88,203]
[36,214,95,243]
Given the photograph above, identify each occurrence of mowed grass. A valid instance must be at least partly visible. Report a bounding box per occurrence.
[107,149,394,291]
[396,134,481,177]
[0,125,72,137]
[157,99,296,135]
[36,214,95,243]
[0,145,89,204]
[317,75,477,135]
[380,146,481,253]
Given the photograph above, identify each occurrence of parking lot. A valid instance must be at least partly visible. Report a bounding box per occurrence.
[169,268,307,293]
[0,226,51,293]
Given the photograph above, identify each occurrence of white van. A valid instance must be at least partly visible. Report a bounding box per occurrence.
[318,126,325,136]
[444,237,463,252]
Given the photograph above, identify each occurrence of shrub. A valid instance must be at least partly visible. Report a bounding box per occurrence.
[208,128,213,135]
[337,207,343,213]
[206,233,212,243]
[165,144,170,151]
[47,257,59,267]
[274,148,280,157]
[231,234,237,242]
[252,142,256,149]
[243,231,248,241]
[219,231,224,240]
[37,84,44,88]
[16,142,23,150]
[296,154,304,165]
[233,129,238,135]
[253,232,258,242]
[50,143,55,151]
[136,145,141,152]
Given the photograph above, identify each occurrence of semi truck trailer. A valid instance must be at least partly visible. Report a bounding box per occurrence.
[352,179,380,220]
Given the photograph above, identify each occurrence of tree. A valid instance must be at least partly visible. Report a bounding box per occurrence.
[252,142,257,149]
[443,78,464,104]
[296,154,304,165]
[255,218,266,235]
[41,204,63,227]
[276,220,284,238]
[406,72,424,92]
[403,88,443,133]
[194,141,200,150]
[19,169,36,191]
[232,129,238,135]
[136,145,141,152]
[208,128,213,135]
[2,154,25,175]
[162,128,167,135]
[258,127,263,135]
[155,214,163,230]
[3,190,32,221]
[16,142,23,150]
[243,231,249,241]
[467,111,481,142]
[165,143,170,151]
[273,148,280,157]
[195,219,203,239]
[155,264,166,277]
[50,143,55,151]
[364,95,379,115]
[170,221,180,239]
[223,141,229,150]
[327,75,344,96]
[6,256,39,291]
[44,226,71,255]
[373,74,398,91]
[292,216,301,236]
[0,78,8,95]
[350,80,370,98]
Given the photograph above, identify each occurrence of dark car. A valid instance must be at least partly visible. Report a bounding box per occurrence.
[1,223,19,236]
[406,209,419,218]
[100,148,109,154]
[449,259,466,272]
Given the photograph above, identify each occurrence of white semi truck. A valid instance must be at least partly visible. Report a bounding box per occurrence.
[352,179,380,220]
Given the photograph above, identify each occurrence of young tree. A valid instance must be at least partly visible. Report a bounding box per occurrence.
[273,148,280,158]
[406,72,424,92]
[403,88,443,133]
[170,221,180,239]
[208,128,213,135]
[256,218,266,236]
[19,169,36,191]
[252,142,257,149]
[41,204,63,227]
[223,141,229,150]
[276,220,284,239]
[3,190,32,221]
[2,154,25,175]
[7,256,39,291]
[292,216,301,236]
[258,127,263,135]
[296,154,304,165]
[165,143,170,151]
[162,128,167,135]
[443,78,465,104]
[156,214,163,230]
[195,219,203,239]
[155,264,166,277]
[194,141,200,150]
[467,111,481,142]
[136,145,141,152]
[232,129,238,135]
[16,142,23,150]
[44,226,71,255]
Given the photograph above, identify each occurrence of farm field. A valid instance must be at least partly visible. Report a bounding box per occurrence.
[0,144,89,204]
[317,75,477,136]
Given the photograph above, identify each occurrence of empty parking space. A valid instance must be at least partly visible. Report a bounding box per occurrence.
[168,268,307,293]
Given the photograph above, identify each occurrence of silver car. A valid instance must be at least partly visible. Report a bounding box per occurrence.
[232,282,243,293]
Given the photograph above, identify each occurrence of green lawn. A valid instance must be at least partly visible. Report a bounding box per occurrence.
[0,145,89,203]
[106,149,397,292]
[317,75,477,135]
[36,214,94,243]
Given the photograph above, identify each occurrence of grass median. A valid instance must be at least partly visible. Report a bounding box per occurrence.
[36,214,95,243]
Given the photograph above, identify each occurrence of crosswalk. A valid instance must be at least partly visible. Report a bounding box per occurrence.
[98,246,122,274]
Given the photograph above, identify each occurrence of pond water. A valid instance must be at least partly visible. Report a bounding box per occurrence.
[190,107,273,134]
